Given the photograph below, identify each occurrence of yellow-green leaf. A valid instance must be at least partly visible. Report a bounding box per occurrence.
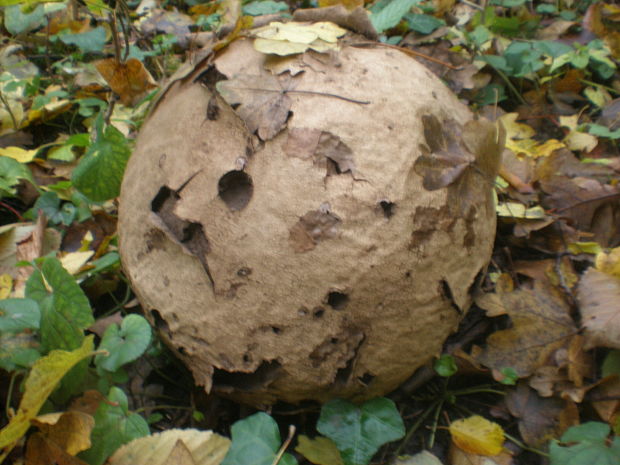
[0,147,37,163]
[295,435,343,465]
[0,336,95,461]
[449,415,505,456]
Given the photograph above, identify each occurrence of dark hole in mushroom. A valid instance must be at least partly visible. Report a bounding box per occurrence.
[313,307,325,318]
[271,326,282,334]
[243,354,251,363]
[358,373,375,386]
[379,200,395,219]
[178,346,188,356]
[207,96,219,121]
[212,360,282,391]
[327,292,349,310]
[218,171,253,211]
[151,186,174,213]
[150,309,170,333]
[330,337,339,344]
[237,267,252,277]
[439,279,462,315]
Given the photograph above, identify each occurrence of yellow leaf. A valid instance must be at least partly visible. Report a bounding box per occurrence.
[295,435,344,465]
[499,113,535,140]
[559,115,598,152]
[496,202,546,219]
[0,336,95,461]
[32,411,95,455]
[568,242,603,255]
[0,274,12,299]
[532,139,565,157]
[60,251,94,275]
[0,147,38,163]
[595,247,620,278]
[253,21,346,56]
[449,415,505,456]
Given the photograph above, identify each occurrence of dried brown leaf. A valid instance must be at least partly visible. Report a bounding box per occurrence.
[216,73,297,140]
[578,268,620,349]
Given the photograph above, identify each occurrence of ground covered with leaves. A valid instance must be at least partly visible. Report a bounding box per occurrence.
[1,0,620,464]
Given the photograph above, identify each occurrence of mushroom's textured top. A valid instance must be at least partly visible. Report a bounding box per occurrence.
[118,37,502,406]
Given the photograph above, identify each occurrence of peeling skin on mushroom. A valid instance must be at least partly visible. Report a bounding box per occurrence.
[439,279,463,315]
[289,208,341,253]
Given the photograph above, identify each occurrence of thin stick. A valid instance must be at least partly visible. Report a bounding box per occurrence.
[351,42,461,70]
[271,425,296,465]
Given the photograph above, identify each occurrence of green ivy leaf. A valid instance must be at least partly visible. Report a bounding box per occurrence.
[589,124,620,139]
[72,121,131,202]
[222,412,297,465]
[0,298,40,333]
[4,4,46,35]
[317,398,405,465]
[58,27,106,53]
[95,314,152,372]
[434,354,457,377]
[79,386,150,465]
[550,422,620,465]
[0,156,35,199]
[29,191,76,225]
[404,13,444,35]
[25,257,94,352]
[370,0,419,34]
[243,0,288,16]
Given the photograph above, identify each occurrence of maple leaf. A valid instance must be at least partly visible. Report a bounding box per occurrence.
[216,73,298,141]
[413,115,505,217]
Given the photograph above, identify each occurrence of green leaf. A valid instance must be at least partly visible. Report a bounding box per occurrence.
[4,4,46,35]
[95,314,152,372]
[0,332,41,371]
[404,13,444,35]
[58,27,106,53]
[0,298,40,333]
[602,350,620,378]
[0,156,35,199]
[499,367,518,385]
[533,40,573,59]
[434,354,457,377]
[242,0,288,16]
[589,124,620,139]
[550,422,620,465]
[317,398,405,465]
[222,412,297,465]
[79,386,150,465]
[296,435,344,465]
[29,191,76,225]
[490,0,526,6]
[370,0,419,34]
[72,122,131,201]
[25,257,94,352]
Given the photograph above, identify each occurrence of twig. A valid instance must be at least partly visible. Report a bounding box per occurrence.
[0,91,18,130]
[351,42,461,70]
[271,425,296,465]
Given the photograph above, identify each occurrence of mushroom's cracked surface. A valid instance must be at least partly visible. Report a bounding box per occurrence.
[118,38,502,406]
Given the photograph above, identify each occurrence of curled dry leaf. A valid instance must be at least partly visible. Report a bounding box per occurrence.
[474,282,576,378]
[95,58,157,107]
[578,268,620,350]
[413,115,504,217]
[252,21,347,56]
[216,73,296,140]
[108,429,230,465]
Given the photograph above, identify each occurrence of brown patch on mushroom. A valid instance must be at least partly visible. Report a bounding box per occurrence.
[289,207,341,252]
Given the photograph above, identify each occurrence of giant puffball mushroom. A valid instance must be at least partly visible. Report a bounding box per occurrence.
[118,32,504,406]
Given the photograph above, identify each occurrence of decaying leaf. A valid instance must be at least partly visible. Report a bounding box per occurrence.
[31,411,94,456]
[95,58,158,107]
[0,336,94,461]
[505,382,573,447]
[216,73,296,140]
[474,282,576,378]
[578,268,620,350]
[449,415,504,456]
[295,435,343,465]
[252,21,347,56]
[413,115,504,217]
[108,428,230,465]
